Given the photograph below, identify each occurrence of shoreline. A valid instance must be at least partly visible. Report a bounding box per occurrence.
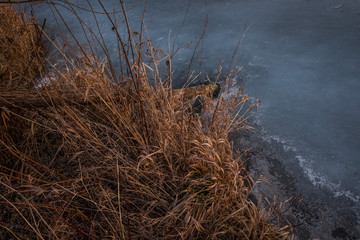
[232,127,360,239]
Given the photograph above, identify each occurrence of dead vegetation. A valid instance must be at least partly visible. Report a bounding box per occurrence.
[0,2,293,239]
[0,5,44,89]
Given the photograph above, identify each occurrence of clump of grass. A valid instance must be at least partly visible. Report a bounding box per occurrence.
[0,1,293,239]
[0,5,44,89]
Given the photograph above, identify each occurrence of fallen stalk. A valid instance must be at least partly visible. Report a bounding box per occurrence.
[0,83,220,109]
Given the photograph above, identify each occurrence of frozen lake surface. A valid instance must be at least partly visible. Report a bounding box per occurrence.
[30,0,360,238]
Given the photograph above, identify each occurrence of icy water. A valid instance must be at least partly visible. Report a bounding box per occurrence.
[30,0,360,238]
[136,0,360,201]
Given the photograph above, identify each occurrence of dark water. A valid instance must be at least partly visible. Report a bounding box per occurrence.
[30,0,360,238]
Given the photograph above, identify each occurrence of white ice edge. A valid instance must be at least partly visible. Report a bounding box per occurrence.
[261,133,360,203]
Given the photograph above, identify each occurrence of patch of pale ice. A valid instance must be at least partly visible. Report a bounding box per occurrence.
[34,77,55,89]
[248,55,267,67]
[258,126,360,203]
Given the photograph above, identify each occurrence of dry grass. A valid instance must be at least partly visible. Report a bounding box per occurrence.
[0,2,293,239]
[0,5,44,89]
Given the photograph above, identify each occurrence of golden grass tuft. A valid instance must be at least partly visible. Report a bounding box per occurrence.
[0,2,293,239]
[0,5,44,89]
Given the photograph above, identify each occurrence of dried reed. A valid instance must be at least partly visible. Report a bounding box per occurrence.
[0,5,44,89]
[0,2,293,239]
